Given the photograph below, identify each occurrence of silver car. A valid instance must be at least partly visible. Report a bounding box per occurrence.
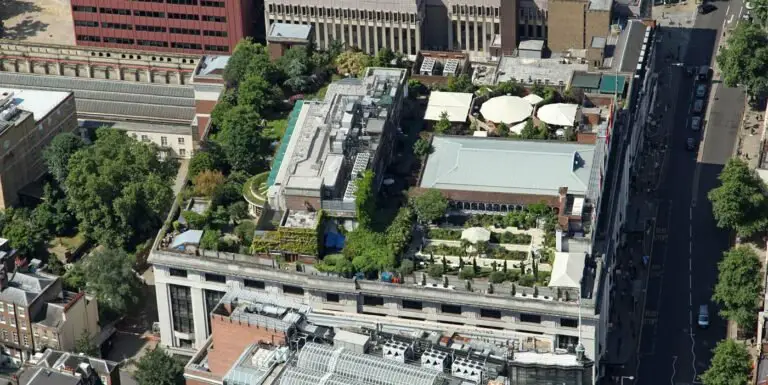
[693,99,704,113]
[691,116,701,131]
[696,84,707,98]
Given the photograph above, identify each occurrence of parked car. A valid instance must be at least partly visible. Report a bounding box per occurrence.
[693,99,704,113]
[691,116,701,131]
[698,3,716,14]
[698,304,710,328]
[686,137,697,151]
[696,84,707,98]
[698,66,710,81]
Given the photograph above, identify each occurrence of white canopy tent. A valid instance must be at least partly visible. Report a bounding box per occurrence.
[523,94,544,105]
[424,91,473,122]
[461,227,491,243]
[537,103,580,127]
[480,95,533,124]
[509,120,528,135]
[548,252,586,289]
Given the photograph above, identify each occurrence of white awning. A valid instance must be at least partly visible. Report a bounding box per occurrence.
[509,120,528,135]
[523,94,544,105]
[424,91,473,122]
[537,103,580,127]
[548,252,586,289]
[480,95,533,124]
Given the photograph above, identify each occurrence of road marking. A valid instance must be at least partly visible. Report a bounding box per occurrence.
[726,4,731,14]
[689,291,692,306]
[672,356,678,385]
[689,258,692,271]
[689,241,692,254]
[689,274,692,289]
[690,328,698,383]
[689,207,693,220]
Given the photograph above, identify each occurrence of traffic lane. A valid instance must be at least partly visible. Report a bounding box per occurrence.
[700,85,744,165]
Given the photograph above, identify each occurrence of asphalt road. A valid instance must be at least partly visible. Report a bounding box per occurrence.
[637,1,745,385]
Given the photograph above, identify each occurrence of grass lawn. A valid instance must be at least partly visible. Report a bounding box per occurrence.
[49,232,87,261]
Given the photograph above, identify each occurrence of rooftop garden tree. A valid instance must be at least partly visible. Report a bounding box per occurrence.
[193,170,226,197]
[43,132,86,187]
[413,138,433,157]
[65,128,176,249]
[335,50,371,77]
[708,158,768,236]
[434,112,451,134]
[386,206,415,257]
[213,105,273,174]
[444,74,476,93]
[223,39,282,86]
[135,347,185,385]
[712,245,763,329]
[354,170,376,229]
[411,189,449,225]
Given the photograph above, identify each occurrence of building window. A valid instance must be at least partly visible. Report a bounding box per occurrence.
[204,273,226,283]
[179,149,186,157]
[170,27,201,35]
[0,313,5,324]
[136,25,167,32]
[133,10,165,17]
[204,290,225,334]
[74,20,99,27]
[160,136,168,146]
[169,268,187,277]
[203,30,228,37]
[2,331,7,341]
[138,40,169,48]
[363,296,384,306]
[480,309,502,319]
[244,279,265,289]
[557,334,579,351]
[171,42,202,50]
[204,45,229,52]
[101,22,132,30]
[201,0,224,6]
[520,313,542,323]
[402,300,422,310]
[104,37,135,45]
[7,304,13,314]
[17,307,24,318]
[178,137,185,145]
[169,285,194,333]
[282,285,304,295]
[22,334,28,346]
[99,8,131,15]
[560,318,578,328]
[167,0,197,4]
[77,35,101,42]
[168,13,200,20]
[440,304,461,314]
[72,6,97,12]
[140,135,149,142]
[202,15,227,22]
[326,293,340,302]
[178,338,193,348]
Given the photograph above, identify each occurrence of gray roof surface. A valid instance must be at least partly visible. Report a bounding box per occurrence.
[268,23,312,41]
[0,272,55,306]
[420,136,596,197]
[0,72,195,123]
[196,56,230,76]
[38,304,64,328]
[570,73,602,89]
[20,368,81,385]
[616,20,648,73]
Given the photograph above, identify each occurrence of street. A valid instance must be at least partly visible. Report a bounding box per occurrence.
[636,1,747,384]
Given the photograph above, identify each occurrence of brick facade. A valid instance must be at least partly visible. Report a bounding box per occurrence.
[547,0,587,53]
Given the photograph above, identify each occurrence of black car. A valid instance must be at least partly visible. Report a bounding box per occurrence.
[698,3,716,14]
[686,137,696,151]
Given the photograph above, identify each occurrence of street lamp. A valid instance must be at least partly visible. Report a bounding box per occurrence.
[621,376,635,385]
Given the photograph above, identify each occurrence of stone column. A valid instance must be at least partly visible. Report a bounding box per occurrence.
[374,25,380,53]
[324,14,331,48]
[56,62,63,76]
[357,20,363,50]
[26,60,33,73]
[474,19,480,53]
[407,25,413,56]
[415,25,421,53]
[464,16,470,51]
[456,19,462,50]
[482,20,488,56]
[146,69,152,82]
[390,24,396,52]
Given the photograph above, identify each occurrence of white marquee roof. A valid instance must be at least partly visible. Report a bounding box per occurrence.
[480,95,533,124]
[523,94,544,105]
[537,103,580,127]
[548,252,586,289]
[424,91,473,122]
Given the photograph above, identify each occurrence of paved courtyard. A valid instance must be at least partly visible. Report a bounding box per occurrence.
[0,0,75,45]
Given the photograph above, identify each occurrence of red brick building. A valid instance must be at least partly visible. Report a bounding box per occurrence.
[69,0,254,54]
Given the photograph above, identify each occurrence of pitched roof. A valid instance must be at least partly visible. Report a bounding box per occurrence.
[420,136,596,197]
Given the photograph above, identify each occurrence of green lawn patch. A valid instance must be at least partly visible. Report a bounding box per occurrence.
[243,172,269,205]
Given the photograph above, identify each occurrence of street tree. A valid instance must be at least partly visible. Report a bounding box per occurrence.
[753,0,768,25]
[65,129,176,249]
[410,189,448,224]
[135,347,185,385]
[354,170,376,229]
[334,50,370,77]
[214,105,272,174]
[413,138,433,157]
[43,132,85,186]
[712,245,763,329]
[699,339,751,385]
[708,158,768,236]
[434,111,451,134]
[81,248,142,318]
[717,23,768,99]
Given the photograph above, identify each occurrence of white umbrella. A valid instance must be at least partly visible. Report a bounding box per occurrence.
[480,95,533,124]
[523,94,544,105]
[461,227,491,243]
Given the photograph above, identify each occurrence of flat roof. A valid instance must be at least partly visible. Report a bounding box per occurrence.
[518,40,545,51]
[196,56,230,76]
[268,23,312,41]
[495,57,587,86]
[588,0,613,11]
[0,88,70,122]
[615,20,648,73]
[599,74,627,94]
[570,73,602,89]
[424,92,473,122]
[420,136,596,197]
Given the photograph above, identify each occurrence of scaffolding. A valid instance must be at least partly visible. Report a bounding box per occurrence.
[279,343,441,385]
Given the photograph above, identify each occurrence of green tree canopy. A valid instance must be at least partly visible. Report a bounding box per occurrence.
[188,143,228,178]
[214,105,272,174]
[385,206,415,256]
[43,132,85,186]
[708,158,768,236]
[81,248,142,318]
[65,129,176,249]
[717,23,768,98]
[712,245,763,328]
[74,330,99,357]
[413,138,433,157]
[135,347,185,385]
[223,39,281,86]
[494,80,525,97]
[237,74,283,113]
[0,208,49,258]
[354,170,376,229]
[700,339,752,385]
[33,183,77,236]
[445,74,476,93]
[343,229,395,274]
[335,50,371,77]
[372,47,397,67]
[434,111,451,134]
[411,189,448,224]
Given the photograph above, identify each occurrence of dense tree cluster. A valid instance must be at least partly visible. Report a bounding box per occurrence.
[708,158,768,237]
[712,245,763,329]
[135,347,185,385]
[717,23,768,99]
[700,339,752,385]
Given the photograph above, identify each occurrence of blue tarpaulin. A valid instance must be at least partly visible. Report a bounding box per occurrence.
[325,232,345,249]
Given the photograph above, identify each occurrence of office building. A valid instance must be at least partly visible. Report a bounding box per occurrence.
[69,0,254,54]
[0,89,78,209]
